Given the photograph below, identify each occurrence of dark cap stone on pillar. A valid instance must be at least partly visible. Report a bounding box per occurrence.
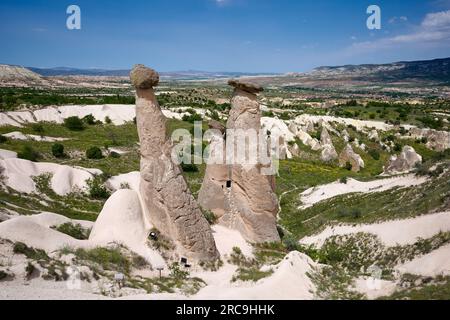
[130,64,160,89]
[228,79,263,94]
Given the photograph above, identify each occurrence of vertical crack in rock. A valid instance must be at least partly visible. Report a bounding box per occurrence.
[131,64,219,262]
[199,79,280,243]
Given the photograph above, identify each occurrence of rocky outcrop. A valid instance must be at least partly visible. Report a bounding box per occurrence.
[320,127,333,146]
[320,127,338,162]
[198,124,228,219]
[321,145,338,162]
[368,129,379,141]
[132,64,219,262]
[0,65,43,83]
[211,79,280,243]
[385,146,422,174]
[89,189,166,267]
[342,129,350,142]
[406,128,450,152]
[339,144,365,172]
[207,120,226,134]
[296,130,321,151]
[261,117,295,159]
[199,80,280,243]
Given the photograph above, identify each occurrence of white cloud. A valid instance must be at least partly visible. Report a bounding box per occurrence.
[422,10,450,28]
[347,10,450,53]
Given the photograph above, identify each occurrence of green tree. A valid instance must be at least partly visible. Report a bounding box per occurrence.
[51,143,65,158]
[64,116,84,131]
[86,147,103,159]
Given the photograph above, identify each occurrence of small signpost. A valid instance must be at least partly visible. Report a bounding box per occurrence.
[156,266,164,279]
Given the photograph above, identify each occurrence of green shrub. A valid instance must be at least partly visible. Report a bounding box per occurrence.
[83,114,96,125]
[31,123,45,134]
[282,235,300,252]
[202,209,217,225]
[169,263,189,280]
[417,116,443,130]
[181,163,198,173]
[182,112,202,123]
[18,145,39,162]
[104,116,112,124]
[368,149,380,160]
[13,242,49,261]
[54,222,90,240]
[86,147,103,159]
[340,176,348,184]
[73,247,131,273]
[414,162,425,175]
[0,135,7,143]
[337,208,362,219]
[64,116,84,131]
[51,143,65,158]
[86,176,110,199]
[25,262,35,278]
[231,267,273,283]
[345,162,353,171]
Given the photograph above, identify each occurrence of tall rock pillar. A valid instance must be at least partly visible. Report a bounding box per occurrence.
[221,80,280,243]
[131,64,219,262]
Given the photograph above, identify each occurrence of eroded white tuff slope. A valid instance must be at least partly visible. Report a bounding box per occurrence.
[299,174,428,208]
[0,105,201,127]
[0,156,101,195]
[132,64,219,262]
[300,211,450,248]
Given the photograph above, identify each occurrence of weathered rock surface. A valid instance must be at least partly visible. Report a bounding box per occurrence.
[342,129,350,142]
[296,130,321,151]
[406,128,450,152]
[385,146,422,174]
[198,125,228,219]
[207,120,226,134]
[205,80,280,243]
[227,82,279,242]
[130,64,159,89]
[320,127,333,146]
[320,127,338,162]
[321,144,338,162]
[339,144,365,172]
[368,129,379,141]
[89,189,167,267]
[132,65,219,262]
[228,79,263,94]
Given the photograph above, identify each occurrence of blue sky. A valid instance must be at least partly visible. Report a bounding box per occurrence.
[1,0,450,72]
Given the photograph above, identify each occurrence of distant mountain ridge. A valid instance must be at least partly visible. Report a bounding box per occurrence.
[2,56,449,84]
[308,57,450,82]
[0,65,43,82]
[28,67,278,80]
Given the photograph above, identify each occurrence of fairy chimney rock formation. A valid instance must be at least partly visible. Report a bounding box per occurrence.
[339,144,365,172]
[219,79,280,243]
[198,121,228,219]
[131,64,219,262]
[320,127,338,162]
[385,145,422,174]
